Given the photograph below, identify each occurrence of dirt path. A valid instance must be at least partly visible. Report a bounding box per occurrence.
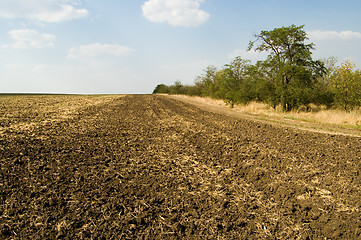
[166,94,361,138]
[1,95,361,239]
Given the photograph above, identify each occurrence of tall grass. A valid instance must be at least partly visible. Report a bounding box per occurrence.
[236,102,361,127]
[235,102,361,126]
[170,95,361,128]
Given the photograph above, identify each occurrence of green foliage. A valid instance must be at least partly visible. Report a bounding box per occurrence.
[330,61,361,112]
[220,57,253,107]
[248,24,324,111]
[152,25,361,112]
[198,66,223,98]
[152,84,170,94]
[152,80,205,96]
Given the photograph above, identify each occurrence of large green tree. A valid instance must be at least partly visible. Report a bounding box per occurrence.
[249,24,324,111]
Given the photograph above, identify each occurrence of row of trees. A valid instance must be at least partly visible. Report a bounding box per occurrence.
[153,25,361,112]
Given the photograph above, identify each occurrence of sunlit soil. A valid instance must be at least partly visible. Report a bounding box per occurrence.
[1,94,360,239]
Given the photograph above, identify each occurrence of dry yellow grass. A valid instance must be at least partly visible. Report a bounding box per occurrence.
[237,102,361,127]
[167,94,361,130]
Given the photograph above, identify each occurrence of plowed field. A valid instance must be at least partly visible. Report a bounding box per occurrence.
[1,94,361,239]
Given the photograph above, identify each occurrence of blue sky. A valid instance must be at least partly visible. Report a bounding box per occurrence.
[1,0,361,94]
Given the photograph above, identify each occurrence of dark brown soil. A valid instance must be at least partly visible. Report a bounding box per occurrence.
[1,95,361,239]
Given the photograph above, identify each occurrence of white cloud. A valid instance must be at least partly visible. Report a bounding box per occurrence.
[0,0,88,22]
[67,43,134,59]
[142,0,210,27]
[308,30,361,40]
[228,49,267,62]
[3,29,56,49]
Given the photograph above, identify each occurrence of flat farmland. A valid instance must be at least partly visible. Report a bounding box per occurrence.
[1,94,360,239]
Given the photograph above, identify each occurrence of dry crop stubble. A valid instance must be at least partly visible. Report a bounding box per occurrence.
[0,95,120,135]
[0,94,360,239]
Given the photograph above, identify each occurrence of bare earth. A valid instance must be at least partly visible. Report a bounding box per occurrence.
[1,94,361,239]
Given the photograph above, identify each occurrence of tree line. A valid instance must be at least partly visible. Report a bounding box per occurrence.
[153,25,361,112]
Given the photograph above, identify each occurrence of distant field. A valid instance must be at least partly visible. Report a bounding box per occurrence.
[0,94,119,133]
[1,94,360,239]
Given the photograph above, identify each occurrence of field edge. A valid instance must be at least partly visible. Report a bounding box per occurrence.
[163,94,361,138]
